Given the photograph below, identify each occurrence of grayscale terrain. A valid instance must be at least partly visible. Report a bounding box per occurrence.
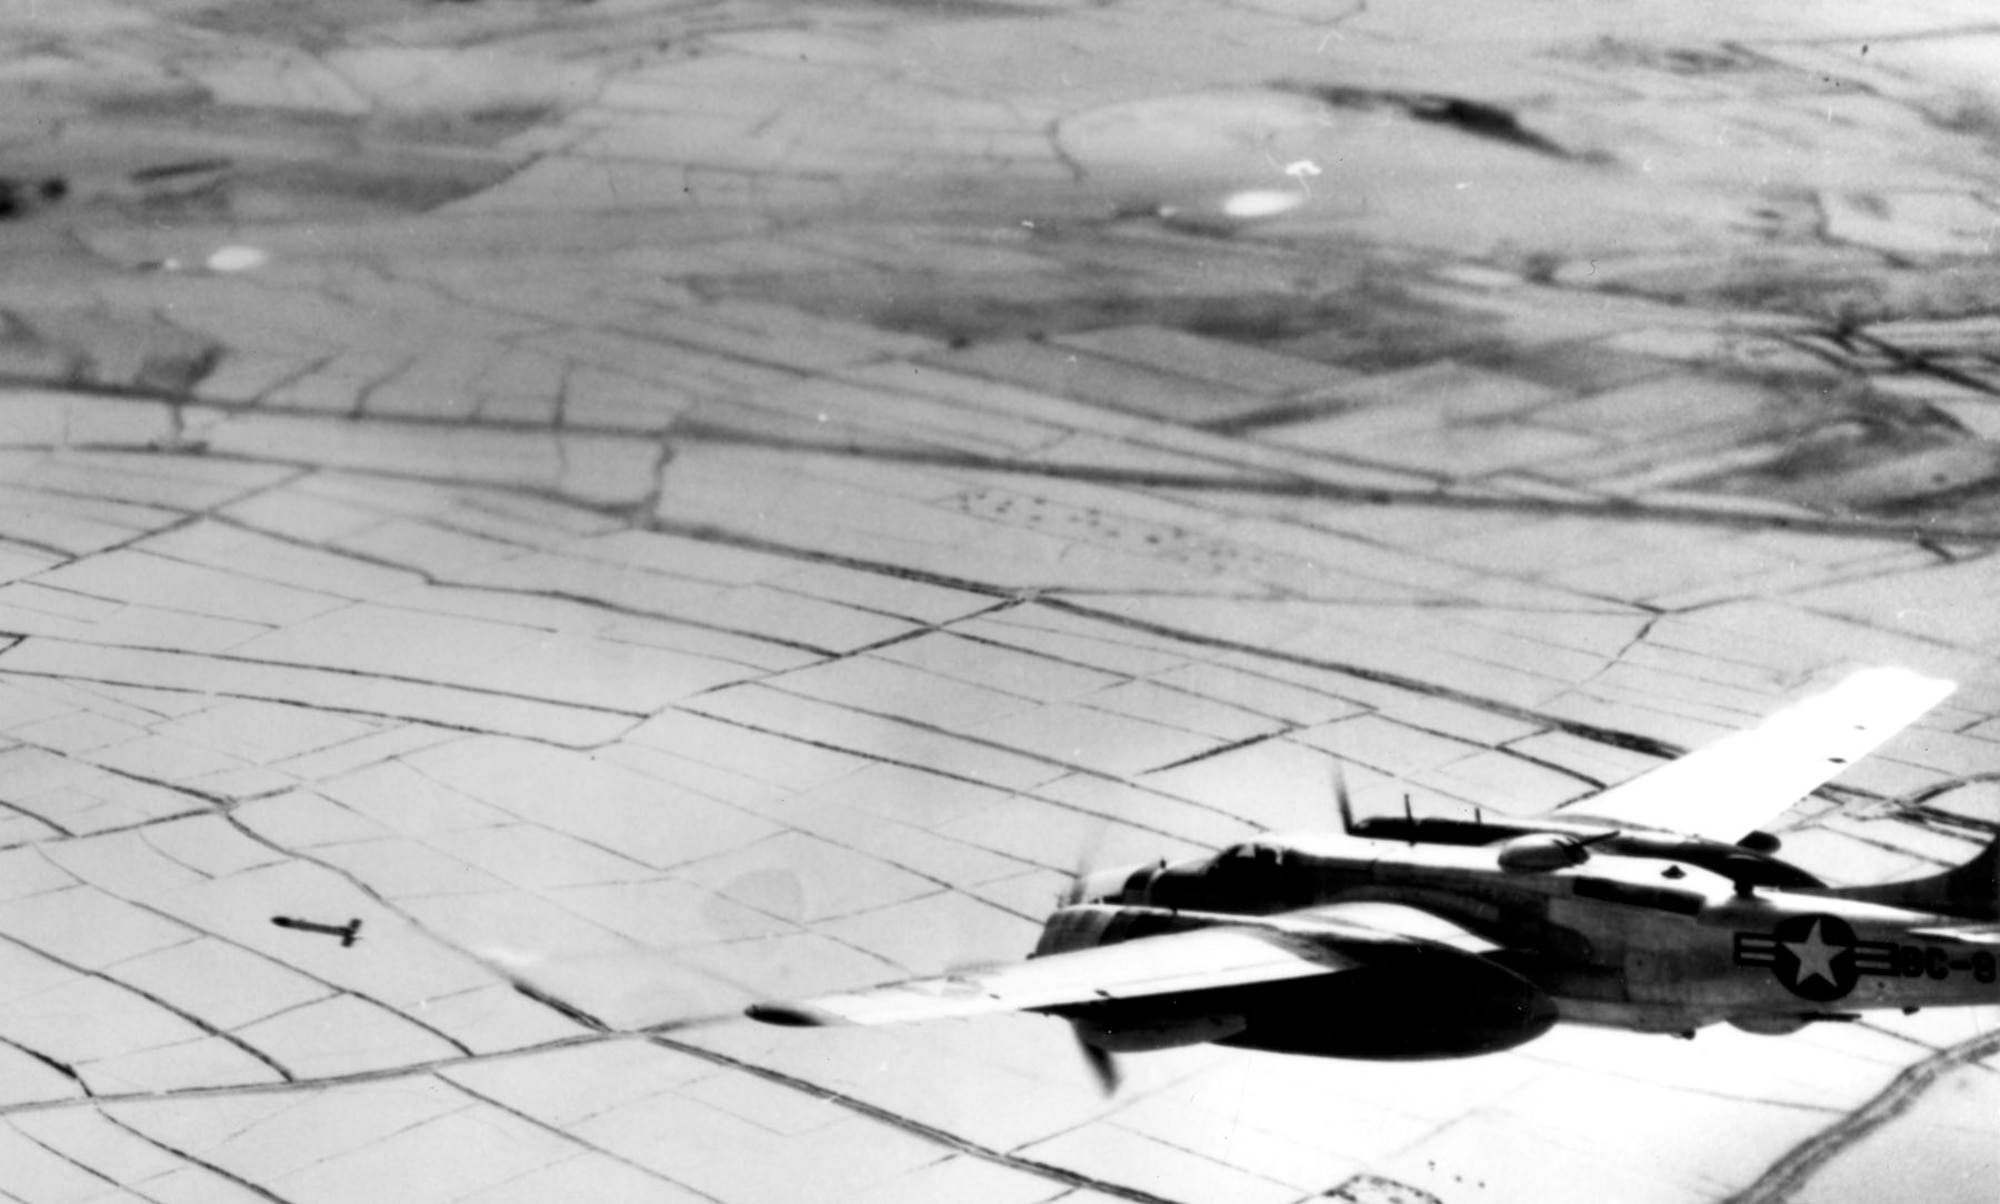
[0,2,1996,1202]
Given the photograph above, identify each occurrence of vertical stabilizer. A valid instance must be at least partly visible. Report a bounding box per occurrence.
[1831,834,2000,922]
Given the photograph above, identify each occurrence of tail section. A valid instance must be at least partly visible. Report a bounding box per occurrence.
[1831,832,2000,922]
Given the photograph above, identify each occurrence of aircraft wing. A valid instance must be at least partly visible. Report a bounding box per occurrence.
[747,902,1485,1027]
[1558,666,1956,844]
[1910,923,2000,946]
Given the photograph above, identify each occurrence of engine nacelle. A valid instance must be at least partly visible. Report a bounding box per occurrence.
[1736,830,1782,855]
[1225,952,1558,1059]
[1073,1014,1247,1053]
[1727,1015,1811,1036]
[1057,947,1558,1061]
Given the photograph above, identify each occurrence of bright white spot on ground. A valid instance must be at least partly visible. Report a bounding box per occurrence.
[206,245,269,272]
[1221,189,1304,218]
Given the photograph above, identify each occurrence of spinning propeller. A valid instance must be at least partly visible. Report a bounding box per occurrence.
[1061,848,1124,1095]
[1333,760,1357,834]
[1075,1030,1122,1095]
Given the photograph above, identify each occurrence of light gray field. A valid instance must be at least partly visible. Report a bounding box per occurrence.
[0,3,1996,1202]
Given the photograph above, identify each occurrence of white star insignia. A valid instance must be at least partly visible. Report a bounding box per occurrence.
[1784,918,1844,989]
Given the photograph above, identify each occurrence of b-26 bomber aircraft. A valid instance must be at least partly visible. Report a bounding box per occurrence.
[749,667,2000,1083]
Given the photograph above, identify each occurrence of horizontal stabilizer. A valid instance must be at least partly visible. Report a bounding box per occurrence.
[1909,924,2000,946]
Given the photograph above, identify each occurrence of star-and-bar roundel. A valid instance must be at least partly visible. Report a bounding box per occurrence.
[1733,914,1898,1001]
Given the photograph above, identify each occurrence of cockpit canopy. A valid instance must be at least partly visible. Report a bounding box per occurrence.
[1214,842,1283,868]
[1124,841,1321,913]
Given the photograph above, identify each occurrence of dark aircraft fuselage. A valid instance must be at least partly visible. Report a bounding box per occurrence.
[1040,833,1999,1059]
